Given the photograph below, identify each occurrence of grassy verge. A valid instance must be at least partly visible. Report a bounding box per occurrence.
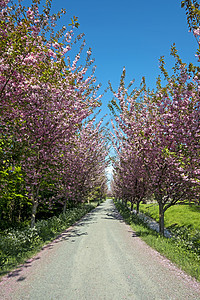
[138,202,200,229]
[114,200,200,281]
[0,203,97,279]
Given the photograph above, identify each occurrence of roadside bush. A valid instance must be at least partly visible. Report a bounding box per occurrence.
[0,204,94,275]
[169,225,200,258]
[0,227,42,258]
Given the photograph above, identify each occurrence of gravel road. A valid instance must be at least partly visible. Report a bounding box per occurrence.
[0,198,200,300]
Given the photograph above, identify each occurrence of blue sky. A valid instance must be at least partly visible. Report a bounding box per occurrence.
[48,0,198,123]
[18,0,200,182]
[23,0,198,123]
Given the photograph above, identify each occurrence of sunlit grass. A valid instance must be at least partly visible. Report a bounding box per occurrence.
[115,200,200,282]
[138,202,200,230]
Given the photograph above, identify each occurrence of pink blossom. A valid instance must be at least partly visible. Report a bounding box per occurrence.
[52,42,60,49]
[193,27,200,36]
[26,8,34,20]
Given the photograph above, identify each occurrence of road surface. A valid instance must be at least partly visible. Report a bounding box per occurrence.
[0,199,200,299]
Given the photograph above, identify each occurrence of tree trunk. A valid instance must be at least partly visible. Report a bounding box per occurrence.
[63,200,67,214]
[125,198,127,207]
[130,201,133,211]
[31,199,38,228]
[158,202,165,235]
[136,201,140,215]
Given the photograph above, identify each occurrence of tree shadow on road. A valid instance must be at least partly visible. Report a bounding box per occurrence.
[0,210,98,282]
[0,256,41,281]
[0,202,118,282]
[101,206,124,222]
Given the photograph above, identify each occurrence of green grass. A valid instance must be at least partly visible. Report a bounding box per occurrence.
[115,200,200,282]
[0,203,97,279]
[137,202,200,230]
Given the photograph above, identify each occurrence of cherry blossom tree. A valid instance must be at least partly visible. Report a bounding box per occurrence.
[0,0,104,227]
[110,53,200,234]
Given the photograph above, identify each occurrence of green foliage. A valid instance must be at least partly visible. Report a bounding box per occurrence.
[169,225,200,257]
[181,0,200,31]
[0,227,41,257]
[0,164,30,228]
